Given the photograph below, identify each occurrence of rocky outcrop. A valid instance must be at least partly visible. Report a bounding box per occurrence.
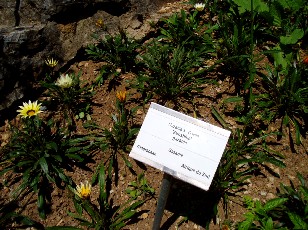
[0,0,160,116]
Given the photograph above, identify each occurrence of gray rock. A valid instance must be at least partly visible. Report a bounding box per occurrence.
[0,0,167,116]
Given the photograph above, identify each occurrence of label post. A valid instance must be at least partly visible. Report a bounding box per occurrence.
[129,103,231,228]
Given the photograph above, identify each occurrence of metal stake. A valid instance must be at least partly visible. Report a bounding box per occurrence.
[152,173,173,230]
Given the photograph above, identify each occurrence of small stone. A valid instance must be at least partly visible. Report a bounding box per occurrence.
[273,167,280,175]
[268,177,275,183]
[194,224,198,229]
[266,193,275,200]
[140,213,149,219]
[158,7,171,14]
[227,119,236,126]
[137,109,143,115]
[260,191,267,196]
[131,20,142,29]
[287,175,295,180]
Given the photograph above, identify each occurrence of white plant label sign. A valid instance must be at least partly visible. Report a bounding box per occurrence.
[129,103,231,191]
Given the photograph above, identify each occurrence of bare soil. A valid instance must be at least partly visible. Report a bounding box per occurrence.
[1,1,308,230]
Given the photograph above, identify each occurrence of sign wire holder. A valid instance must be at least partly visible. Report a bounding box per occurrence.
[152,173,173,230]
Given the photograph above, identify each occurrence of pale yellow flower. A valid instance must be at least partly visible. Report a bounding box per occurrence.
[17,100,42,118]
[95,19,105,28]
[75,181,91,199]
[45,58,58,68]
[116,90,127,103]
[55,74,73,88]
[194,3,206,11]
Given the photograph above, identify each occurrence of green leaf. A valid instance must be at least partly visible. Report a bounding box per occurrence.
[233,0,269,14]
[38,191,46,219]
[279,0,305,11]
[264,217,273,230]
[47,142,58,151]
[287,212,308,229]
[297,173,307,189]
[73,199,83,215]
[223,96,243,104]
[82,200,100,223]
[263,198,288,212]
[115,210,136,224]
[15,160,33,168]
[98,164,107,203]
[108,156,114,179]
[114,200,143,224]
[67,211,90,224]
[121,154,132,168]
[53,166,69,183]
[293,119,301,145]
[238,212,254,230]
[0,166,15,176]
[280,29,304,45]
[127,128,140,139]
[38,157,49,175]
[211,106,229,130]
[79,112,85,119]
[66,153,84,162]
[52,154,63,162]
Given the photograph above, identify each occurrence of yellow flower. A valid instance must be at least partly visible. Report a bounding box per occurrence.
[194,3,206,11]
[116,90,127,103]
[17,100,42,118]
[95,19,105,28]
[75,181,91,199]
[45,58,58,68]
[55,74,73,88]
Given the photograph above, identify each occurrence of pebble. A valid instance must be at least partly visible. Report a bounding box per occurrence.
[268,177,275,183]
[266,193,275,200]
[158,6,171,13]
[287,174,295,180]
[272,167,280,175]
[140,213,148,219]
[260,191,267,196]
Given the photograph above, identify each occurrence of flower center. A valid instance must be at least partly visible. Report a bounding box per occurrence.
[80,188,90,198]
[27,110,36,116]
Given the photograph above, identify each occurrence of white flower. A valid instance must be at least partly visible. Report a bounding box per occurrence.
[194,3,206,11]
[55,74,73,88]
